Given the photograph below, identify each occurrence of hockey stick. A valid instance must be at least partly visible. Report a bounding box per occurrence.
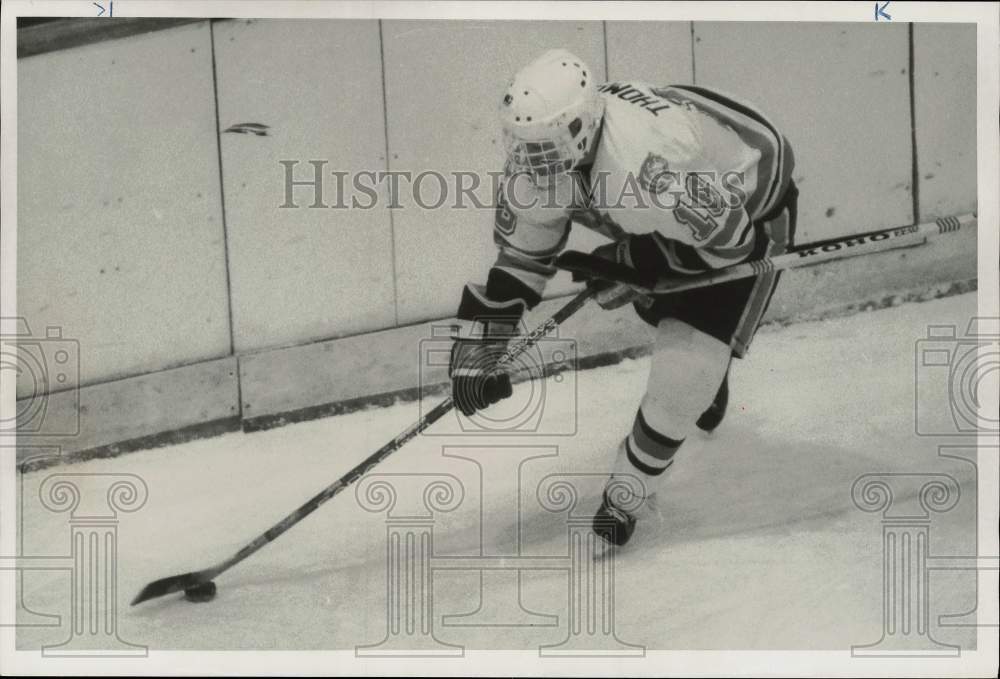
[556,212,977,295]
[130,287,596,606]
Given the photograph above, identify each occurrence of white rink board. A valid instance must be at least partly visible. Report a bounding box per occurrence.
[382,20,607,325]
[691,22,914,243]
[15,356,239,466]
[213,19,396,352]
[14,20,980,433]
[16,22,231,393]
[912,23,978,219]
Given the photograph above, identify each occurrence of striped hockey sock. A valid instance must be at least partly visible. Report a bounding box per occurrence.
[622,407,685,480]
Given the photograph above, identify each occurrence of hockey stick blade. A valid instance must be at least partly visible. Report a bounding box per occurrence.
[131,568,217,605]
[554,250,658,290]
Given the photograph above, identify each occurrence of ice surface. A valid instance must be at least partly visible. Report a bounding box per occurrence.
[14,293,984,652]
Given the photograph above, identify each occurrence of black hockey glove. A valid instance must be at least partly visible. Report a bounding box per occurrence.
[449,286,525,417]
[586,238,649,310]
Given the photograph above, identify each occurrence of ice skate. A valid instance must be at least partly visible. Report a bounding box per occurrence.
[592,486,638,549]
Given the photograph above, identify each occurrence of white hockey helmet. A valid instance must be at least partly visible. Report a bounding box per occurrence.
[499,49,604,185]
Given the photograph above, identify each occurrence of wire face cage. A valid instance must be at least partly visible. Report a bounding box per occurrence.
[502,127,581,187]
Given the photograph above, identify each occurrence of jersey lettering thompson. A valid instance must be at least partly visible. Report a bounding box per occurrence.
[486,81,795,310]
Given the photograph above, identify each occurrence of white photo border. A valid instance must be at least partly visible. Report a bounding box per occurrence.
[1,1,997,676]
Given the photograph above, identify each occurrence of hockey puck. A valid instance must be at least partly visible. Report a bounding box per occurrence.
[183,581,217,603]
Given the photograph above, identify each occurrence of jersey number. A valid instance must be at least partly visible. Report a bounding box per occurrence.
[674,174,725,242]
[495,187,517,235]
[674,203,721,242]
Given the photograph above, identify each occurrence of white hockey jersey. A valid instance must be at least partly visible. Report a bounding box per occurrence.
[487,81,795,307]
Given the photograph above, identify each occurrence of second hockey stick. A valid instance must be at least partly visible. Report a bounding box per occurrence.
[555,212,977,295]
[131,287,596,606]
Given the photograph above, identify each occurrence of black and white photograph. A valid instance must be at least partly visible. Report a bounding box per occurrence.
[1,1,997,676]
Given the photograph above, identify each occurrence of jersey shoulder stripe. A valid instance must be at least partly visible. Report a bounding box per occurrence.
[665,85,792,220]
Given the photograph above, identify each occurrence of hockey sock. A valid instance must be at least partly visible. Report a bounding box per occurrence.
[606,408,685,517]
[606,319,731,510]
[623,407,684,478]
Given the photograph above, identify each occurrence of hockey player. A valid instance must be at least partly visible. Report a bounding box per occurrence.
[448,49,798,548]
